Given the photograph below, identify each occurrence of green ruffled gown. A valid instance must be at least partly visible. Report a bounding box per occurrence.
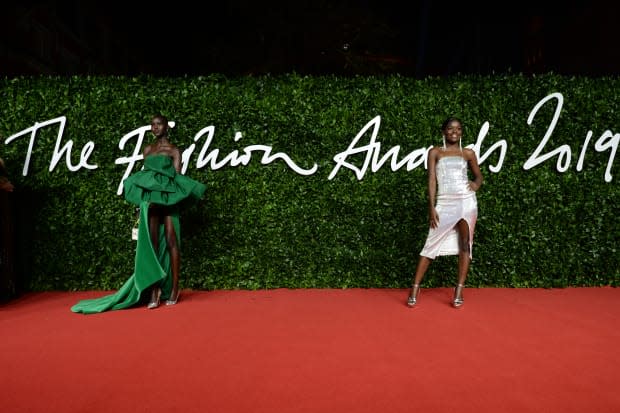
[71,154,206,314]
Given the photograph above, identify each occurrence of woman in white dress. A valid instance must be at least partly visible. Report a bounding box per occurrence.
[407,117,483,308]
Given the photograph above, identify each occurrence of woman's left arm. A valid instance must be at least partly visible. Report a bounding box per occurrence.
[172,146,182,173]
[466,149,483,192]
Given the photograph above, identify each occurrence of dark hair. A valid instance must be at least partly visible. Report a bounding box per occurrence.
[441,116,462,131]
[152,113,168,125]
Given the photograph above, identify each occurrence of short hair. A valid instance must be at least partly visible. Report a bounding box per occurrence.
[152,113,168,125]
[441,116,462,131]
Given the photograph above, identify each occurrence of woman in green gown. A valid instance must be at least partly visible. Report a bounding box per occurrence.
[72,114,206,314]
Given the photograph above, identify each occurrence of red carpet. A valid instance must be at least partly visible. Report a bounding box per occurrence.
[1,288,619,413]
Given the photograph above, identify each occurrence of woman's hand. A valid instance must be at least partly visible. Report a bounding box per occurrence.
[468,181,480,192]
[429,208,439,229]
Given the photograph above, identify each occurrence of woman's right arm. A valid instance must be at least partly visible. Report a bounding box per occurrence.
[427,148,439,228]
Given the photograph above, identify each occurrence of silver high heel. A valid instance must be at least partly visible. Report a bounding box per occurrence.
[165,290,180,306]
[407,284,420,307]
[147,287,161,309]
[452,284,464,308]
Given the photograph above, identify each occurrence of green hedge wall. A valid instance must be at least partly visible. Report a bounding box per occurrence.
[0,73,618,291]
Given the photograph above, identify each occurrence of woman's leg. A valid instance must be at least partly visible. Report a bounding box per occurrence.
[163,214,180,304]
[147,207,162,308]
[412,256,432,287]
[453,219,471,307]
[408,256,433,306]
[456,219,471,285]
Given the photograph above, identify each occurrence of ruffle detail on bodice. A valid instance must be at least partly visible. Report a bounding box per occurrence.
[123,154,206,206]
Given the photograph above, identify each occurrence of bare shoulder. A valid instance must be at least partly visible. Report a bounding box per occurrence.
[143,143,156,156]
[161,141,180,153]
[463,148,478,161]
[166,144,181,160]
[428,146,441,159]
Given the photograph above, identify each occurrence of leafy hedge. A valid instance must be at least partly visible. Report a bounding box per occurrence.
[0,73,618,291]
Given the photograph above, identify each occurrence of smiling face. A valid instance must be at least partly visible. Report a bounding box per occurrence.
[442,119,463,146]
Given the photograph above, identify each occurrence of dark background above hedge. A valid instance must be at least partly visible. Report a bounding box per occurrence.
[3,1,620,78]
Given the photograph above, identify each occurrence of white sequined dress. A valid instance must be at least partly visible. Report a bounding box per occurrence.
[420,155,477,259]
